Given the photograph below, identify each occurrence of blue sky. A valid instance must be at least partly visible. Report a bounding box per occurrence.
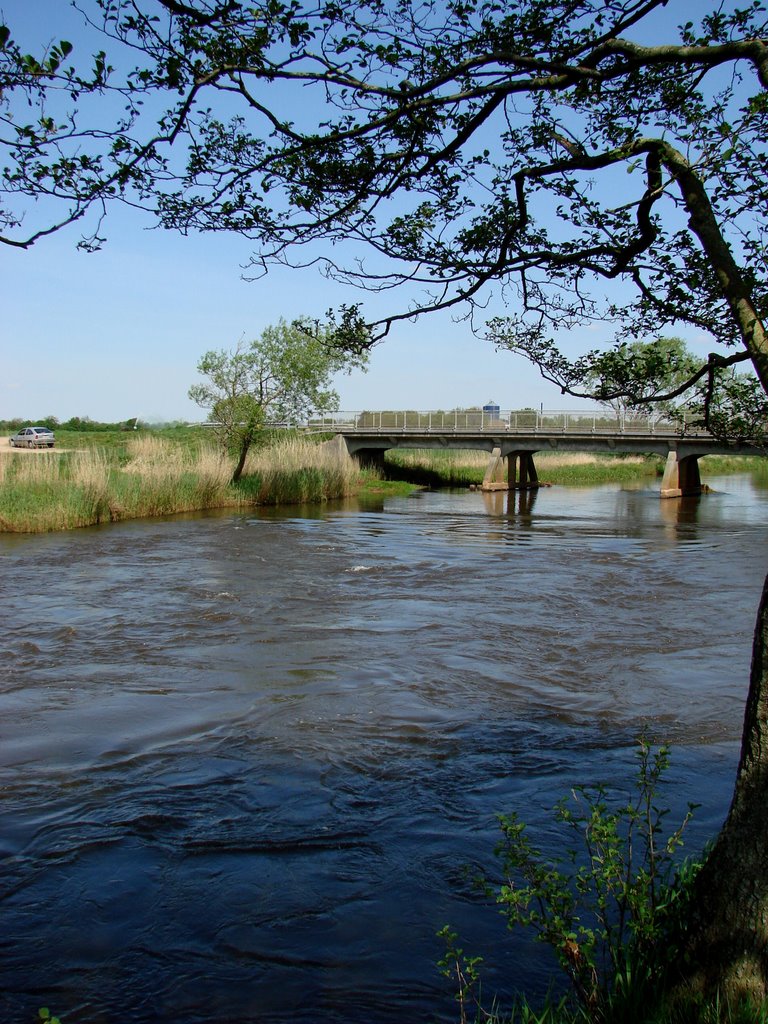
[0,0,714,424]
[1,204,600,423]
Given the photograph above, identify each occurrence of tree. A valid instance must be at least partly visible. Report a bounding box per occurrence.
[189,319,367,481]
[579,336,700,424]
[3,0,768,1004]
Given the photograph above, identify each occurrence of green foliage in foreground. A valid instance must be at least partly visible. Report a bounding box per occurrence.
[438,737,768,1024]
[443,990,768,1024]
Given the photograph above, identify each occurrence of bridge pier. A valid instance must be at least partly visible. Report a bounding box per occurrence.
[481,448,539,492]
[511,451,539,490]
[660,450,703,498]
[482,447,507,489]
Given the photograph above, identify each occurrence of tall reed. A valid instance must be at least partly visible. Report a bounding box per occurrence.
[112,436,233,518]
[0,434,360,532]
[0,442,236,532]
[8,435,750,535]
[241,436,357,504]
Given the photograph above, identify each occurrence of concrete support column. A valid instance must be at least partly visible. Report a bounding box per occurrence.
[482,447,508,490]
[660,450,703,498]
[508,451,539,490]
[323,434,355,464]
[482,450,540,491]
[514,452,539,490]
[680,455,703,496]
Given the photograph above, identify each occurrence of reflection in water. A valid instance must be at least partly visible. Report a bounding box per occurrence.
[657,493,706,545]
[481,487,539,518]
[0,478,766,1022]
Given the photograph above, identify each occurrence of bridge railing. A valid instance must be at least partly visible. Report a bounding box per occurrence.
[305,410,703,434]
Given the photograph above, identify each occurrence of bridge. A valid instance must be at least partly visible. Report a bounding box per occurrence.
[309,409,763,498]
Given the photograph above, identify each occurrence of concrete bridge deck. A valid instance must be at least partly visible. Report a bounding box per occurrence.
[312,410,763,498]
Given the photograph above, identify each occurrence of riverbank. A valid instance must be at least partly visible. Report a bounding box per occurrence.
[0,434,363,533]
[1,431,765,533]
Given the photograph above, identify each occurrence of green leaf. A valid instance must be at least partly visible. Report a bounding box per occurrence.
[22,53,42,74]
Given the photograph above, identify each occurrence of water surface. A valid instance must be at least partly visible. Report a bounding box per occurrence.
[1,478,766,1022]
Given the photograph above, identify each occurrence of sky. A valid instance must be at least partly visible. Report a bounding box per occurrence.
[1,205,615,424]
[0,0,715,424]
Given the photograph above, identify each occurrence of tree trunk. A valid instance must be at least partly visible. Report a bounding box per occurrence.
[231,437,251,483]
[676,571,768,1004]
[661,141,768,395]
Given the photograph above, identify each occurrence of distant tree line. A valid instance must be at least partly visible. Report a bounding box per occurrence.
[0,416,155,432]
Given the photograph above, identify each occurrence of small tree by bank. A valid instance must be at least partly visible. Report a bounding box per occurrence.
[188,320,367,482]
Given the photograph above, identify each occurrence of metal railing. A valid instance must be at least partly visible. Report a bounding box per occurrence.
[303,409,704,435]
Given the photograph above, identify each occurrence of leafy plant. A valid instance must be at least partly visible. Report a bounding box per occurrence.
[442,736,701,1023]
[438,926,487,1024]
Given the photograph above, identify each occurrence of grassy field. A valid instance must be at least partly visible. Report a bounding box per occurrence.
[0,433,361,533]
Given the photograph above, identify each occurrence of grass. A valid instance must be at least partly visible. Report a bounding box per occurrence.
[50,424,306,455]
[236,435,359,504]
[464,991,768,1024]
[0,434,362,533]
[0,439,233,532]
[698,454,768,479]
[384,448,490,487]
[535,452,662,485]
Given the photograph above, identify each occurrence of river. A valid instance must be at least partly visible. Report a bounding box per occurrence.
[1,476,766,1023]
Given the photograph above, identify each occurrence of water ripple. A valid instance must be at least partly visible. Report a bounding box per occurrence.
[0,479,765,1022]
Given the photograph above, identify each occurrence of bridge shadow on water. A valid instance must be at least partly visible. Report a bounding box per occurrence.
[381,457,478,489]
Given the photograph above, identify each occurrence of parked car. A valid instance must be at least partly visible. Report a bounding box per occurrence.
[9,426,55,448]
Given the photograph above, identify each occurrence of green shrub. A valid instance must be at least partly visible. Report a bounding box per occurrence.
[440,736,702,1024]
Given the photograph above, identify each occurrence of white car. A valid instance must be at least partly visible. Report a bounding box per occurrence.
[9,426,55,448]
